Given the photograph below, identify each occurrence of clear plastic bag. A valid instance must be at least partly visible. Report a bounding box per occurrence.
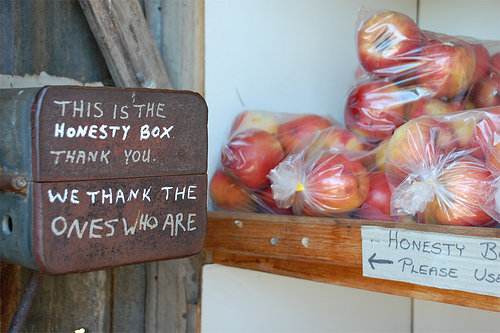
[209,168,260,213]
[269,150,371,217]
[385,109,500,227]
[209,167,295,215]
[478,129,500,222]
[210,110,370,215]
[486,128,500,173]
[220,110,341,191]
[478,175,500,223]
[268,127,378,217]
[344,78,410,143]
[347,7,500,144]
[352,171,394,221]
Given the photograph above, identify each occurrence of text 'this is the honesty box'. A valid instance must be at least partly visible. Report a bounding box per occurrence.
[0,86,208,275]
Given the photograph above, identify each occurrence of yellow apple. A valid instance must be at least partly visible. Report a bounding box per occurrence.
[385,118,441,182]
[374,136,391,172]
[229,110,280,136]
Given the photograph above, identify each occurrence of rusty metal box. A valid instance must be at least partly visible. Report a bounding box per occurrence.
[0,86,208,275]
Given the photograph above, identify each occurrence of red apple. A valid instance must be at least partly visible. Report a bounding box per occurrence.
[470,43,491,84]
[426,158,494,227]
[294,152,370,216]
[385,117,449,183]
[486,129,500,174]
[221,129,285,190]
[473,73,500,108]
[416,38,476,99]
[277,114,334,154]
[435,121,459,154]
[406,96,457,120]
[452,109,500,160]
[299,126,375,159]
[357,11,422,77]
[355,172,393,221]
[209,168,258,212]
[405,98,459,154]
[257,186,294,215]
[490,52,500,74]
[344,80,406,142]
[229,110,280,136]
[318,127,375,151]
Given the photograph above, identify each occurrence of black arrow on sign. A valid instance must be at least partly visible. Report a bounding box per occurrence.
[368,253,393,270]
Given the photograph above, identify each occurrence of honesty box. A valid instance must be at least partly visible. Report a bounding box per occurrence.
[361,226,500,297]
[0,86,208,275]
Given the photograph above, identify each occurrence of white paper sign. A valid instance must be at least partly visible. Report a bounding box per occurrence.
[361,226,500,297]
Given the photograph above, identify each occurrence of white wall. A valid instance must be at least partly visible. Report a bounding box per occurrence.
[201,265,500,333]
[205,0,418,187]
[203,0,500,332]
[201,265,412,333]
[418,0,500,41]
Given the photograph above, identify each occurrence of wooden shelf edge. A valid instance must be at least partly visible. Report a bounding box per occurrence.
[207,211,500,237]
[205,211,500,312]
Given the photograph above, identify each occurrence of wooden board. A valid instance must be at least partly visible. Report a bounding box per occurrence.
[205,211,500,312]
[79,0,206,331]
[79,0,172,89]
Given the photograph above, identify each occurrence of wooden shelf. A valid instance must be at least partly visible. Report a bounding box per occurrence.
[205,211,500,312]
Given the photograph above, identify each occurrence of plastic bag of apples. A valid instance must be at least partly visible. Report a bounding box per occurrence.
[346,7,500,144]
[268,127,395,220]
[209,110,376,215]
[385,107,500,227]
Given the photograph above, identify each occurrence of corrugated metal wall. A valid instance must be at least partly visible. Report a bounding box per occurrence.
[1,0,111,83]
